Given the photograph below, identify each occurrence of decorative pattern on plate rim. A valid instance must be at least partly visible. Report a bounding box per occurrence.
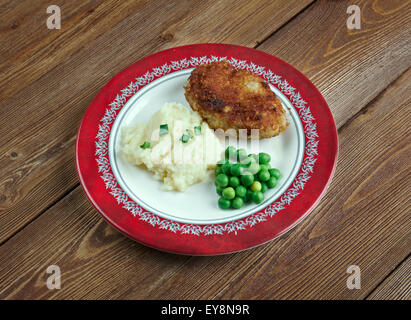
[95,56,318,236]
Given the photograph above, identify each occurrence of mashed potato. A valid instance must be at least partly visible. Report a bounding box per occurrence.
[122,102,223,191]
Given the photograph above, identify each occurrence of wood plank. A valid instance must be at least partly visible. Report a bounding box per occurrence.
[159,0,315,47]
[258,0,411,128]
[0,187,188,299]
[0,68,409,299]
[367,256,411,300]
[0,0,314,243]
[0,0,97,64]
[0,0,149,100]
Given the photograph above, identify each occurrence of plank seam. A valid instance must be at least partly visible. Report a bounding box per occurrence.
[338,68,409,133]
[0,182,80,247]
[255,0,317,48]
[364,252,411,300]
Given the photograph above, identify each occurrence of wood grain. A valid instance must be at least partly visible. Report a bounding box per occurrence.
[0,188,188,299]
[159,0,315,47]
[0,67,409,300]
[0,0,409,299]
[0,0,314,243]
[258,0,411,128]
[367,256,411,300]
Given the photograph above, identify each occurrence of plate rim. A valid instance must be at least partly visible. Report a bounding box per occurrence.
[75,43,338,255]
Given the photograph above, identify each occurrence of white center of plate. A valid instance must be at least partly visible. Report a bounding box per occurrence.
[109,69,304,224]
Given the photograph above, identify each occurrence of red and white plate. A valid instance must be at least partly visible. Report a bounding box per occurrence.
[76,44,338,255]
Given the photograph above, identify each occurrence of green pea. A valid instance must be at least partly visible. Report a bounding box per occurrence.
[225,146,237,161]
[241,173,254,187]
[222,163,232,175]
[248,162,260,175]
[232,197,244,209]
[245,190,254,203]
[237,148,248,161]
[230,164,243,176]
[215,174,229,187]
[239,158,250,167]
[235,185,247,198]
[218,197,231,209]
[217,158,228,167]
[250,181,262,192]
[229,176,240,188]
[222,187,236,200]
[252,191,264,204]
[258,170,270,182]
[216,186,224,195]
[250,153,259,162]
[269,168,281,179]
[261,182,268,193]
[240,155,254,167]
[259,163,271,172]
[215,166,222,176]
[266,176,278,188]
[258,152,271,164]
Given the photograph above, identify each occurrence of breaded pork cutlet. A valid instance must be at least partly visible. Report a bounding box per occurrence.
[184,61,288,139]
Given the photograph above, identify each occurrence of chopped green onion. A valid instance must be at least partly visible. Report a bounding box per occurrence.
[140,141,150,149]
[180,128,196,143]
[194,125,202,136]
[181,134,190,143]
[159,124,168,136]
[186,129,194,138]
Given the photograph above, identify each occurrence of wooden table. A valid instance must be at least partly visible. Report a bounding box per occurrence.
[0,0,410,300]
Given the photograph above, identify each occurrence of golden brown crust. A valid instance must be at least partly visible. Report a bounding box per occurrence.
[184,61,288,139]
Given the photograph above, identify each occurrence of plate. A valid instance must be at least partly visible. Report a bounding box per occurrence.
[76,44,338,255]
